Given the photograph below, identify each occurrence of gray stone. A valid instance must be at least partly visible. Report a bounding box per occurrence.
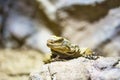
[29,57,120,80]
[29,73,43,80]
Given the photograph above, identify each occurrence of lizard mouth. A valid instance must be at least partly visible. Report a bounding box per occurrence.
[47,42,61,48]
[47,42,70,51]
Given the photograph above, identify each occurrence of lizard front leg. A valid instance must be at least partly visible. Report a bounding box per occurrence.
[80,48,99,60]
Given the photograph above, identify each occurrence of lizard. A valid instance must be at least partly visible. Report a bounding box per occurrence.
[47,36,98,62]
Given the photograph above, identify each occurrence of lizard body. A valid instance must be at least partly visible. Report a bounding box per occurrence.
[47,36,98,61]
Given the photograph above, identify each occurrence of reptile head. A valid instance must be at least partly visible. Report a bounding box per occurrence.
[47,36,71,53]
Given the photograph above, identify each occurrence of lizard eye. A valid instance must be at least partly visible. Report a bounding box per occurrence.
[54,38,64,42]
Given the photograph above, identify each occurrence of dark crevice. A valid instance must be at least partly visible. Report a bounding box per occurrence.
[112,60,120,67]
[48,66,57,80]
[58,0,120,23]
[93,39,111,56]
[8,73,29,77]
[0,0,15,47]
[36,3,63,36]
[88,77,92,80]
[100,67,108,70]
[77,26,86,31]
[94,26,120,56]
[48,66,53,80]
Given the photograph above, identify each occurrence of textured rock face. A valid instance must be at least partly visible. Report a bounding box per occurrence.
[61,7,120,48]
[1,0,53,53]
[29,57,120,80]
[55,0,120,57]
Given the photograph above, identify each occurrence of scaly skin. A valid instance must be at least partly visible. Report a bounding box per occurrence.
[47,36,98,61]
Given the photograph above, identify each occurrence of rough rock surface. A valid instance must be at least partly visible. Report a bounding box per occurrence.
[29,57,120,80]
[56,1,120,57]
[61,7,120,49]
[0,0,53,53]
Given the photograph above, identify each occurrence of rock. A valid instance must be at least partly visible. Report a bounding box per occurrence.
[61,7,120,48]
[2,0,39,48]
[56,1,120,57]
[97,69,120,80]
[1,0,53,53]
[29,56,120,80]
[29,73,43,80]
[37,0,105,21]
[52,0,105,8]
[93,57,120,69]
[101,35,120,57]
[3,13,37,47]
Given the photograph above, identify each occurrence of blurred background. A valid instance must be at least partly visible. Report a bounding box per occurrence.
[0,0,120,80]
